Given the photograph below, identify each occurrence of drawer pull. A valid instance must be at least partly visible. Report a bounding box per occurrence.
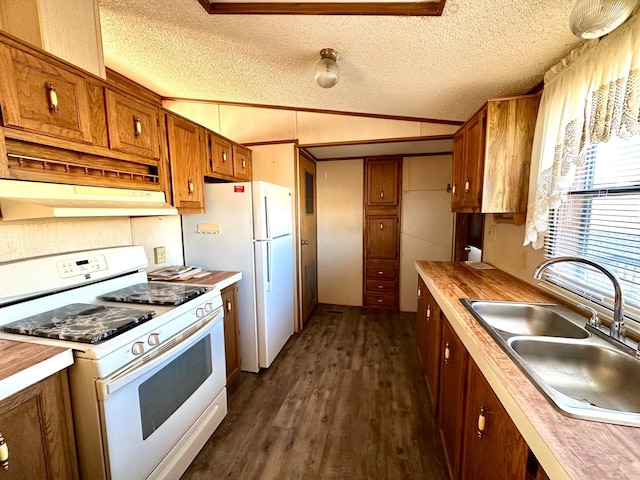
[377,271,384,275]
[477,406,487,438]
[377,285,384,289]
[444,342,450,364]
[47,82,58,114]
[134,116,142,137]
[0,432,8,470]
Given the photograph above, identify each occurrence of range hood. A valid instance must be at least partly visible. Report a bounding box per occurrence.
[0,180,178,221]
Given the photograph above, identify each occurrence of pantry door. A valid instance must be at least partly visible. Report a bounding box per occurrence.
[298,152,318,326]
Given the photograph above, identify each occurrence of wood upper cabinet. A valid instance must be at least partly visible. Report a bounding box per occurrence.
[205,133,234,178]
[221,283,241,387]
[105,90,160,160]
[0,43,93,144]
[439,317,469,480]
[0,371,78,479]
[232,144,252,181]
[451,94,540,214]
[416,277,442,413]
[462,359,530,480]
[165,112,204,213]
[366,158,399,206]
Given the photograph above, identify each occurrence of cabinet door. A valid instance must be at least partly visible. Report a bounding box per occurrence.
[422,283,442,412]
[451,129,465,211]
[232,145,252,181]
[166,113,204,213]
[366,158,399,206]
[439,318,468,480]
[462,108,486,210]
[105,90,160,159]
[205,133,234,178]
[0,371,78,479]
[221,284,241,386]
[462,360,529,480]
[365,216,398,258]
[0,44,92,143]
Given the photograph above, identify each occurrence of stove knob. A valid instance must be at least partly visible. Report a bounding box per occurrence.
[196,307,206,318]
[147,333,160,346]
[131,342,145,356]
[204,303,214,313]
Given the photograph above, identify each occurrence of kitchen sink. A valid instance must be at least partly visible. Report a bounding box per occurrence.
[461,298,640,427]
[465,301,589,339]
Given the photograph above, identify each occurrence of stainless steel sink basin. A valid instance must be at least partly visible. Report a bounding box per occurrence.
[460,298,640,426]
[466,301,589,339]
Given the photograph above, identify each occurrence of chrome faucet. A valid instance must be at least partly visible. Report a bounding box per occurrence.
[533,256,625,340]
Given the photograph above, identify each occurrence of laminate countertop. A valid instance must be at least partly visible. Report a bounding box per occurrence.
[0,340,73,401]
[149,270,242,291]
[415,261,640,480]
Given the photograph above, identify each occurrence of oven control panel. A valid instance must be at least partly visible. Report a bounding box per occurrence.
[57,254,108,278]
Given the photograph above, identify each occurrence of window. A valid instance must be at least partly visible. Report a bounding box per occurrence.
[543,134,640,323]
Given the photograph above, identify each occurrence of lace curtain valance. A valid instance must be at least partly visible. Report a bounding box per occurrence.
[524,11,640,249]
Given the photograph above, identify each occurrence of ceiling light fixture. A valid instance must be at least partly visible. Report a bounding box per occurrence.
[569,0,638,38]
[314,48,339,88]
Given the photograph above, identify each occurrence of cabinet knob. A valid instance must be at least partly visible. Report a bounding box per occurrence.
[242,159,246,168]
[226,300,232,312]
[380,190,384,199]
[426,304,431,321]
[47,82,58,114]
[444,342,451,364]
[465,179,470,193]
[301,239,310,245]
[452,184,457,195]
[188,179,194,194]
[417,286,421,298]
[477,405,488,438]
[222,152,227,163]
[0,432,8,470]
[379,223,384,231]
[134,116,142,137]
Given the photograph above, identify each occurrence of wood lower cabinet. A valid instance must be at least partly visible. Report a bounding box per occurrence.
[462,359,530,480]
[221,283,241,386]
[416,276,441,413]
[0,371,78,479]
[165,112,204,213]
[363,157,401,308]
[438,317,469,480]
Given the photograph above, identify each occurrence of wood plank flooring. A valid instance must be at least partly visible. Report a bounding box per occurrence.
[181,305,449,480]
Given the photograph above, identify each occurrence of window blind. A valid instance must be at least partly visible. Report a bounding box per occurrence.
[543,134,640,323]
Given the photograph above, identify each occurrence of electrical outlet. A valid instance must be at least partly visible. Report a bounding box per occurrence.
[154,246,167,264]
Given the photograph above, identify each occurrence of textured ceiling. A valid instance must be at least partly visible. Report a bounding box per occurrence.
[98,0,582,122]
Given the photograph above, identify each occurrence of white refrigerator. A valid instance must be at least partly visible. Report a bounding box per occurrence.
[182,181,295,373]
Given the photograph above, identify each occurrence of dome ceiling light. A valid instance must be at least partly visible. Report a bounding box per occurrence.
[569,0,639,38]
[314,48,339,89]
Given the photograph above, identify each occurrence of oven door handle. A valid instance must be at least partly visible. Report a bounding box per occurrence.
[96,307,223,400]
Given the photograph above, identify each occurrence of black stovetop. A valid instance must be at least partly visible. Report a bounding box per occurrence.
[0,303,156,344]
[99,282,209,306]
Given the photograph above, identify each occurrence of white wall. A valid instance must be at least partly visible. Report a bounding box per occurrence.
[0,216,184,268]
[317,160,363,306]
[400,155,454,312]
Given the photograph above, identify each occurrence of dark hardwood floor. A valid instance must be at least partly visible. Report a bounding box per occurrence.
[181,304,449,480]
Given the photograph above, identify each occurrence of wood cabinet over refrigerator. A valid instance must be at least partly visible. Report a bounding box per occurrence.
[451,94,541,217]
[363,157,401,308]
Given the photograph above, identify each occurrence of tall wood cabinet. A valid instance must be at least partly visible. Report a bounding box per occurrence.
[451,94,541,214]
[363,157,402,308]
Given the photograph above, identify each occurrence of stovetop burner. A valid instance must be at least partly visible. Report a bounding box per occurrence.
[0,303,156,344]
[99,282,209,306]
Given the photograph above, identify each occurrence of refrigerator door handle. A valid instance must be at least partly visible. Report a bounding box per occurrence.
[263,195,270,240]
[266,240,272,292]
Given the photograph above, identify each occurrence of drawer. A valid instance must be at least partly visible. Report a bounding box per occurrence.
[365,293,396,308]
[365,266,397,279]
[366,279,396,293]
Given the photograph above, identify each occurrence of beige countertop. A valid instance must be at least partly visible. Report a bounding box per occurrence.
[0,339,73,401]
[415,260,640,480]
